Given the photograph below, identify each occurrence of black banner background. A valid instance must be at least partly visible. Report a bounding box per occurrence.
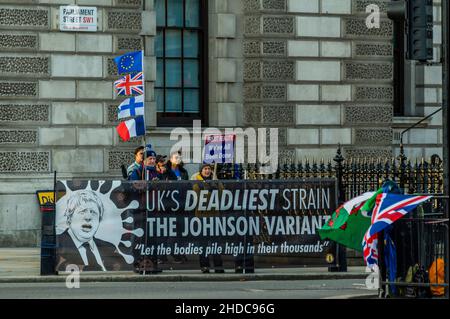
[54,179,337,272]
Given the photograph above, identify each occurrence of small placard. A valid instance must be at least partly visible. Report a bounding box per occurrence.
[36,190,54,212]
[59,5,97,32]
[203,134,236,164]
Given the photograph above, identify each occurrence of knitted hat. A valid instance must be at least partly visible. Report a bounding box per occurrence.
[199,163,212,172]
[145,144,157,157]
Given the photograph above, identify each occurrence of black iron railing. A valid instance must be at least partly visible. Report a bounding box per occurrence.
[216,146,445,204]
[378,205,449,299]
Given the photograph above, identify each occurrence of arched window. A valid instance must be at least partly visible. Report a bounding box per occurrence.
[155,0,207,126]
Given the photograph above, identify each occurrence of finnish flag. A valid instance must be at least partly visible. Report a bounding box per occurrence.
[117,95,145,120]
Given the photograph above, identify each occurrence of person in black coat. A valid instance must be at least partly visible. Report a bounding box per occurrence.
[56,190,123,272]
[165,151,189,181]
[165,151,189,263]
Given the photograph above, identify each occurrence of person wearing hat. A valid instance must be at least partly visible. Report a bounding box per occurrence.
[143,144,158,181]
[129,144,159,181]
[130,145,164,274]
[191,163,225,273]
[191,163,214,181]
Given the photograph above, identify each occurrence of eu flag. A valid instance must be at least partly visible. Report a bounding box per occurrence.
[114,51,143,75]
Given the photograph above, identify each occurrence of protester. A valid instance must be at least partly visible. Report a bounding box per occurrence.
[191,164,225,273]
[127,146,145,180]
[155,155,169,180]
[166,151,188,263]
[152,154,170,265]
[166,151,189,181]
[130,145,164,274]
[127,146,145,272]
[128,145,160,181]
[143,145,158,181]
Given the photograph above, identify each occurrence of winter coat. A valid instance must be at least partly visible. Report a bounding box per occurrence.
[191,172,222,218]
[165,161,189,181]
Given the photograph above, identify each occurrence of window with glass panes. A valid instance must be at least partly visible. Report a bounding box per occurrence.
[155,0,206,126]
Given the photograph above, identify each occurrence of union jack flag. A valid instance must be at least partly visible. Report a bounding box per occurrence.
[362,193,432,269]
[114,72,144,96]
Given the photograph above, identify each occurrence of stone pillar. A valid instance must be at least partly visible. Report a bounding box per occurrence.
[209,0,243,128]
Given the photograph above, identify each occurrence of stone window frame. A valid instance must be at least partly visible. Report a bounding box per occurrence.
[155,0,208,127]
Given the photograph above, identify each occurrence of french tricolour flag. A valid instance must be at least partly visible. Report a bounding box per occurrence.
[118,95,145,119]
[116,116,145,141]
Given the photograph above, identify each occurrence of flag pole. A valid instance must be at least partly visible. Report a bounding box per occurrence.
[140,46,149,274]
[213,162,218,180]
[142,48,147,181]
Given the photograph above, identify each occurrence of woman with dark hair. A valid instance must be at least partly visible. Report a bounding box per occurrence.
[166,151,189,181]
[165,151,189,264]
[155,155,169,180]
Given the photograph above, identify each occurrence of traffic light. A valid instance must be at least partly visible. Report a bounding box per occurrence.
[387,0,433,62]
[406,0,433,61]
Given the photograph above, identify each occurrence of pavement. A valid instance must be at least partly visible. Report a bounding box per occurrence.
[0,248,377,299]
[0,280,378,299]
[0,248,370,284]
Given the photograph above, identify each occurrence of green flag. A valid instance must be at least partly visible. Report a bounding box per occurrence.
[319,181,401,251]
[318,191,376,251]
[359,187,384,216]
[359,180,399,215]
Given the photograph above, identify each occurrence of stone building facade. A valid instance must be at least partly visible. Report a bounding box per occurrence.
[0,0,444,246]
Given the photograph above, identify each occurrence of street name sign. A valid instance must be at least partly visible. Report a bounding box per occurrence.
[59,6,97,32]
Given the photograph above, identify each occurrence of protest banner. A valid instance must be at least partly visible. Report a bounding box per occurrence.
[54,179,337,272]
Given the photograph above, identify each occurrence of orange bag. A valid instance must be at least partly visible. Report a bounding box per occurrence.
[428,258,445,296]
